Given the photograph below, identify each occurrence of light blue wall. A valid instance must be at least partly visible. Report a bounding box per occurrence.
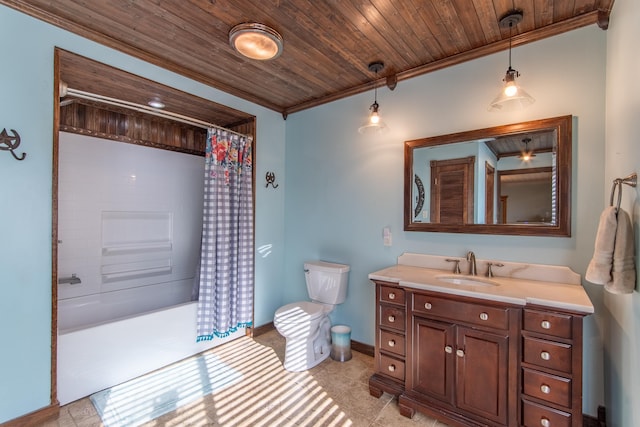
[284,26,607,415]
[0,6,286,423]
[1,3,628,423]
[604,0,640,425]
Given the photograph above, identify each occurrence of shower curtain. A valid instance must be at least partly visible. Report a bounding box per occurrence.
[196,128,254,341]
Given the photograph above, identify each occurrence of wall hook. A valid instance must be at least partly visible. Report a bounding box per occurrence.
[0,128,26,161]
[265,171,279,188]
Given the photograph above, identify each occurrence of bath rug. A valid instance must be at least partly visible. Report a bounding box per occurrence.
[90,352,241,427]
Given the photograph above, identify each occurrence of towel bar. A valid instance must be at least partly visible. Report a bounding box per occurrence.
[610,172,637,211]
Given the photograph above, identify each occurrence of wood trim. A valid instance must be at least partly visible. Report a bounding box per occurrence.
[251,321,374,357]
[485,162,495,225]
[58,125,205,157]
[0,1,283,113]
[284,12,602,114]
[404,115,572,236]
[582,406,607,427]
[0,403,59,427]
[351,340,375,358]
[252,322,275,337]
[58,99,210,155]
[50,47,61,412]
[0,1,604,115]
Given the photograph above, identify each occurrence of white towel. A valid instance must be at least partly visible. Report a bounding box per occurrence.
[605,208,636,294]
[585,207,617,285]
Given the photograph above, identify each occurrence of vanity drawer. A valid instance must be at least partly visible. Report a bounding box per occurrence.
[412,292,509,330]
[522,367,571,407]
[378,353,405,381]
[379,304,406,331]
[380,285,405,305]
[524,309,573,339]
[523,336,572,373]
[379,330,405,356]
[522,399,572,427]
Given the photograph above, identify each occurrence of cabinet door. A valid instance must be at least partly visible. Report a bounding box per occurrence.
[455,326,509,425]
[411,317,455,405]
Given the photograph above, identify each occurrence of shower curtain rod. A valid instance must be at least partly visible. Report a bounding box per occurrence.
[60,85,249,138]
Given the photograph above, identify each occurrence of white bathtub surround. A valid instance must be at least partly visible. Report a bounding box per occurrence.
[58,279,193,332]
[58,301,244,405]
[368,252,593,313]
[56,132,235,405]
[58,132,204,303]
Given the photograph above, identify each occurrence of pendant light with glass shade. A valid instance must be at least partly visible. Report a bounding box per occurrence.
[488,10,535,112]
[358,61,388,134]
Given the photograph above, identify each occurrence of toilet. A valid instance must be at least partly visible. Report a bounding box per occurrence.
[274,260,350,372]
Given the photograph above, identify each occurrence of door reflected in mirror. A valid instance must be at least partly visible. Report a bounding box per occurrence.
[405,116,571,236]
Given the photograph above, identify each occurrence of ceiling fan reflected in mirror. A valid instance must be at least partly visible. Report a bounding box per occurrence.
[518,137,536,161]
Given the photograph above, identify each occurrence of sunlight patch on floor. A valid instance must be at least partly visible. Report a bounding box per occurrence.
[97,335,361,426]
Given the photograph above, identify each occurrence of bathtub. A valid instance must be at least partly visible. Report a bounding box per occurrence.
[57,281,244,405]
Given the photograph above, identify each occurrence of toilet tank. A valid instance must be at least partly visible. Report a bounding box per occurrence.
[304,261,350,305]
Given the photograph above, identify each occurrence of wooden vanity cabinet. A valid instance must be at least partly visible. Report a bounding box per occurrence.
[521,306,586,427]
[369,281,407,398]
[398,290,521,426]
[368,280,589,427]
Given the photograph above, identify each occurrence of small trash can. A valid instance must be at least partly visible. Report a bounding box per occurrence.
[330,325,352,362]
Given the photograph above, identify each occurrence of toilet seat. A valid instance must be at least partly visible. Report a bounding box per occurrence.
[275,301,325,324]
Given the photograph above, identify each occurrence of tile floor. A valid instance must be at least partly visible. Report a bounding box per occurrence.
[44,330,448,426]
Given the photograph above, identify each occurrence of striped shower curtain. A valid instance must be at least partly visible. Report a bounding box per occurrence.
[196,128,254,341]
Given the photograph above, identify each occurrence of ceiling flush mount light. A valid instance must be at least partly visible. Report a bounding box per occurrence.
[229,23,283,60]
[147,97,165,109]
[518,137,536,161]
[488,10,535,112]
[358,61,388,134]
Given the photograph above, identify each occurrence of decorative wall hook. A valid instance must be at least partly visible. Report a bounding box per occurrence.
[0,128,26,161]
[265,171,279,188]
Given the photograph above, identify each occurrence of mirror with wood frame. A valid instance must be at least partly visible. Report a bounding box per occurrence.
[404,115,572,236]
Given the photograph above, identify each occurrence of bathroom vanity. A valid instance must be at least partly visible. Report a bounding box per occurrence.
[368,253,594,427]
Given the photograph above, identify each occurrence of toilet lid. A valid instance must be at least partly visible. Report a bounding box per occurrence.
[275,301,324,323]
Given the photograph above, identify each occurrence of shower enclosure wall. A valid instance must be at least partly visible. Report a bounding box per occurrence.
[57,132,242,404]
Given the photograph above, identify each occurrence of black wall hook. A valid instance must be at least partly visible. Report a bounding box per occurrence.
[0,128,26,161]
[265,171,279,188]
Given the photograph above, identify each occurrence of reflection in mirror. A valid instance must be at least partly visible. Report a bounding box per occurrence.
[404,116,572,236]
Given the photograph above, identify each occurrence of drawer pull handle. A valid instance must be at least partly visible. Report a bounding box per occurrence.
[388,339,396,347]
[456,349,464,358]
[445,345,453,354]
[388,364,396,372]
[424,302,432,310]
[479,312,489,321]
[541,320,551,329]
[540,417,551,427]
[540,384,551,394]
[540,351,551,361]
[388,292,396,300]
[388,315,395,323]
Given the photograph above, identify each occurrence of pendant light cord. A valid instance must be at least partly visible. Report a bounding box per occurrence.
[508,21,513,69]
[373,69,379,105]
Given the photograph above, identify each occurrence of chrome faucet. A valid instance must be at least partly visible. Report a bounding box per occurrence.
[466,251,477,276]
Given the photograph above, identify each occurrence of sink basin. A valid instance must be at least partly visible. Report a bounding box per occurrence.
[436,274,500,287]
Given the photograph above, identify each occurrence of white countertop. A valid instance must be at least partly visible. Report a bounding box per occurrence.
[369,261,594,314]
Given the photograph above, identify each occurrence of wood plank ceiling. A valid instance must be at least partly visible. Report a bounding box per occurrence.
[2,0,614,120]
